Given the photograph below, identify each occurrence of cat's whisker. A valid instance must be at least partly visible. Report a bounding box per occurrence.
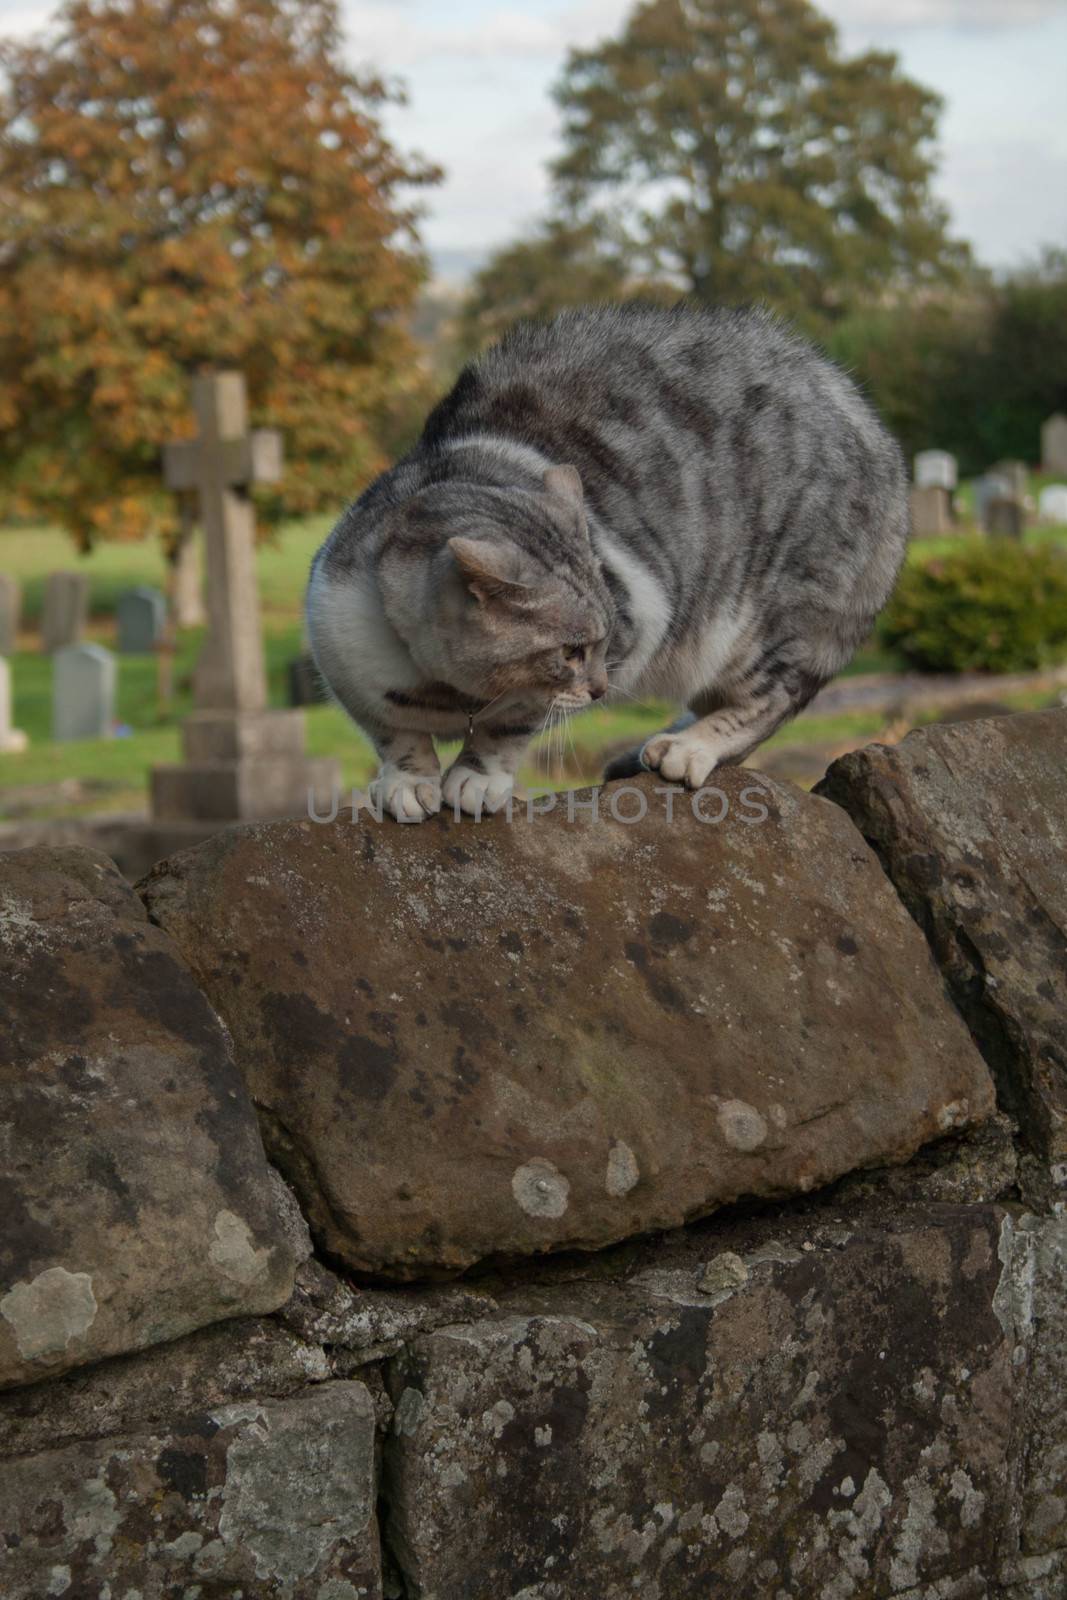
[604,679,640,704]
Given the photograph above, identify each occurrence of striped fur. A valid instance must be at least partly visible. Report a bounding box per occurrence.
[308,303,908,819]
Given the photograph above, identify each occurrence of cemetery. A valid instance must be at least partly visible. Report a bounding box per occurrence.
[3,0,1067,1595]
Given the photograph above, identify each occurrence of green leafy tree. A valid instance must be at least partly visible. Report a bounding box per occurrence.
[826,251,1067,472]
[969,249,1067,467]
[465,0,967,339]
[457,217,669,357]
[0,0,440,547]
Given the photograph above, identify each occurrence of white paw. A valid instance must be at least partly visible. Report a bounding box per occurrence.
[370,767,441,823]
[442,763,515,818]
[641,732,720,789]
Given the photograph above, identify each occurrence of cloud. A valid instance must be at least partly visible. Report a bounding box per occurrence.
[341,0,635,70]
[938,135,1067,266]
[822,0,1067,33]
[342,4,562,68]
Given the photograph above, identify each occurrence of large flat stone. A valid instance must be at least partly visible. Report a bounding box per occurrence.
[384,1204,1015,1599]
[0,1382,381,1598]
[0,846,295,1389]
[817,709,1067,1180]
[140,771,993,1278]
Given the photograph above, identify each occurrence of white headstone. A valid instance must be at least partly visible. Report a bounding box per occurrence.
[53,643,116,741]
[914,451,958,492]
[0,575,21,657]
[1042,413,1067,474]
[0,657,28,753]
[117,586,167,654]
[1038,484,1067,525]
[42,571,89,654]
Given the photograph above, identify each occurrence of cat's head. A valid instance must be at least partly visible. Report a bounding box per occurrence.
[387,465,615,714]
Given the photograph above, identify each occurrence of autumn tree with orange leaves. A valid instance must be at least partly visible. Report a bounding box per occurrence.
[0,0,440,547]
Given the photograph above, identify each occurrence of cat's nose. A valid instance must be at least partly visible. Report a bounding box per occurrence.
[589,681,607,701]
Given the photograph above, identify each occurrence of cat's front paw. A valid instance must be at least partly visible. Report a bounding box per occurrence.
[369,766,442,823]
[641,731,720,789]
[442,762,515,818]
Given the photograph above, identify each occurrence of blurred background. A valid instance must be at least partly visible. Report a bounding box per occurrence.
[1,0,1066,847]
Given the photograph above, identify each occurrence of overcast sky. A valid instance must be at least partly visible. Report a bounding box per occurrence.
[7,0,1067,281]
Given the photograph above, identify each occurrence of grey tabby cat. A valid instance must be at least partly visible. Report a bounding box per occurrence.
[307,303,907,821]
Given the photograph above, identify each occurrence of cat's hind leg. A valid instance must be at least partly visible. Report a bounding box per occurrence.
[368,728,442,822]
[641,682,801,789]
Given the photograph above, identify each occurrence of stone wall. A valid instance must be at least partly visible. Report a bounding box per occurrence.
[1,709,1064,1599]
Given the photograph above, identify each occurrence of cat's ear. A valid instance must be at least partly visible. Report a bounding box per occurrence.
[543,464,584,511]
[447,537,545,608]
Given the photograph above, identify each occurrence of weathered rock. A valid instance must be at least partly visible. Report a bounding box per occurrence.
[279,1257,501,1370]
[141,770,993,1277]
[818,709,1067,1180]
[0,846,295,1389]
[834,1111,1017,1209]
[1004,1212,1067,1561]
[0,1312,328,1461]
[0,1381,381,1598]
[384,1204,1016,1599]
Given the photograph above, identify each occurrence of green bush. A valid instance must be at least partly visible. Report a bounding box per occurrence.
[880,540,1067,674]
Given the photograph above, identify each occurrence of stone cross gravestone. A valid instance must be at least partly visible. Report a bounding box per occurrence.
[0,657,28,752]
[0,574,21,657]
[152,371,338,822]
[914,451,958,492]
[162,373,277,713]
[41,571,89,654]
[171,500,206,627]
[1042,413,1067,474]
[1038,484,1067,525]
[53,643,116,741]
[909,485,952,538]
[117,586,167,654]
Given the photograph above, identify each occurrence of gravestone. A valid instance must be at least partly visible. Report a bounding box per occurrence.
[53,643,116,741]
[151,371,338,822]
[0,658,27,753]
[914,449,958,491]
[41,571,89,653]
[976,473,1014,531]
[1038,484,1067,524]
[1042,412,1067,473]
[991,459,1029,500]
[0,575,21,656]
[287,651,327,707]
[171,495,206,627]
[909,484,952,537]
[986,496,1026,539]
[117,585,166,654]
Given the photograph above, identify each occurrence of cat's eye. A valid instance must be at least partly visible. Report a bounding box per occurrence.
[565,644,587,666]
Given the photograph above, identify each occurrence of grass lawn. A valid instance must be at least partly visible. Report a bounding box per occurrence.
[2,499,1065,819]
